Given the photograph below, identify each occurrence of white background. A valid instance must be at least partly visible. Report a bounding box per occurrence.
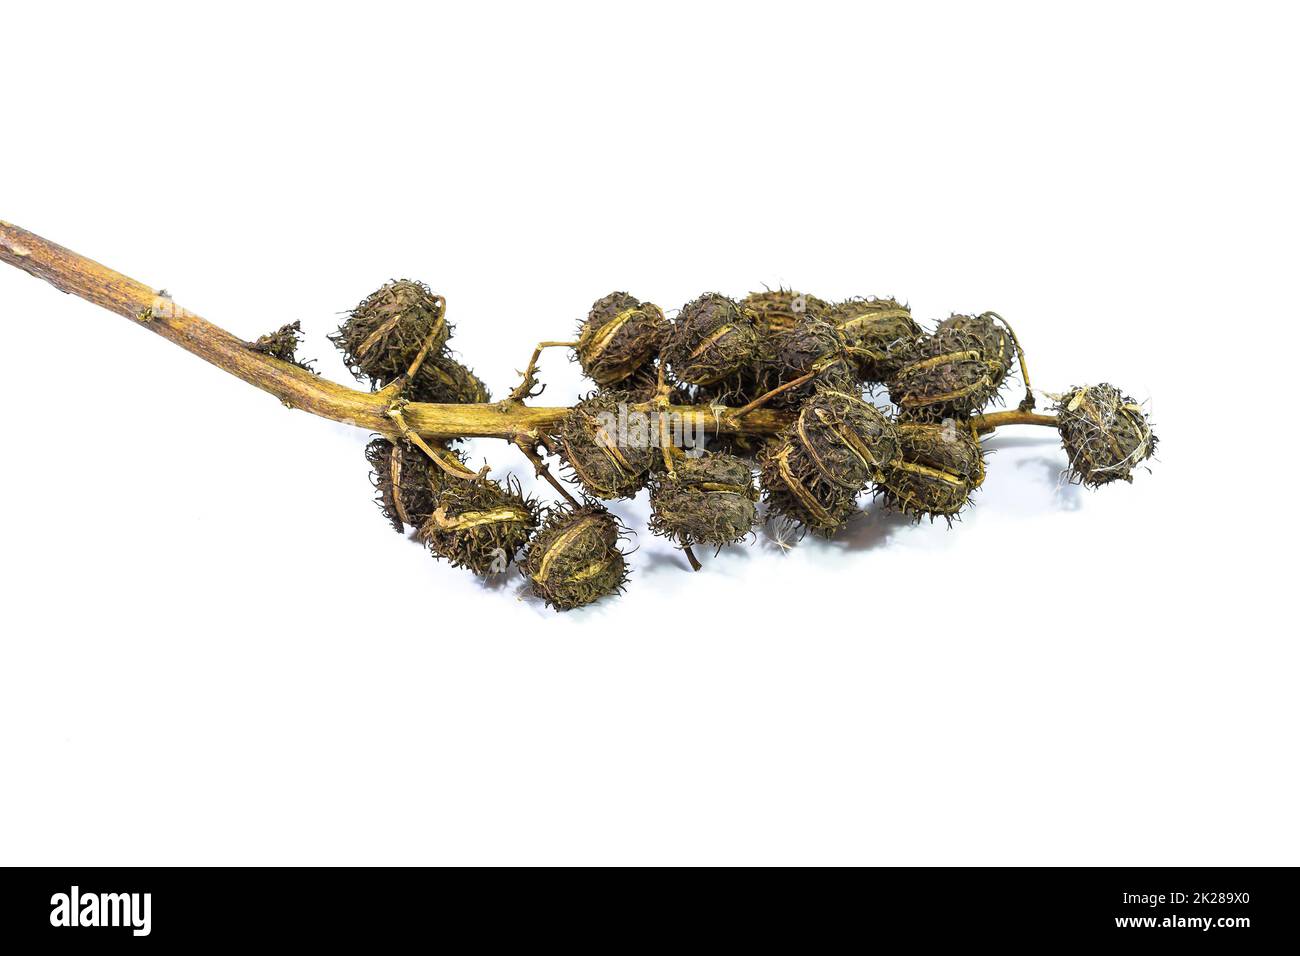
[2,2,1296,865]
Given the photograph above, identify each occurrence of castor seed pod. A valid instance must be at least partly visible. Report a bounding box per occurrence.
[575,292,671,387]
[557,392,660,499]
[888,314,1016,419]
[408,354,491,404]
[741,288,830,335]
[761,316,857,407]
[248,320,315,372]
[521,504,629,611]
[794,389,898,492]
[664,293,761,386]
[1055,384,1157,487]
[330,279,450,384]
[649,453,758,549]
[365,437,450,531]
[935,312,1016,386]
[825,297,922,382]
[759,438,860,536]
[417,477,538,576]
[878,419,985,521]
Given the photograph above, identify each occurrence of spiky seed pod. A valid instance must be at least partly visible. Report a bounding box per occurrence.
[1055,384,1157,487]
[649,453,758,549]
[330,279,450,384]
[825,298,922,382]
[615,362,691,405]
[556,392,660,499]
[878,420,986,521]
[761,316,857,407]
[575,292,671,387]
[365,437,450,531]
[408,354,491,404]
[664,293,761,386]
[248,320,316,372]
[521,504,629,611]
[741,288,831,335]
[888,313,1017,419]
[935,312,1016,386]
[416,477,538,576]
[759,439,860,537]
[793,389,899,492]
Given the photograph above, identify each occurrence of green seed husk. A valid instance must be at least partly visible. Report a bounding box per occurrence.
[521,503,629,611]
[331,279,450,385]
[649,453,758,549]
[417,476,538,576]
[664,293,761,386]
[1055,384,1157,487]
[576,292,671,387]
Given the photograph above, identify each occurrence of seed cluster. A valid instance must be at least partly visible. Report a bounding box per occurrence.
[332,279,1157,611]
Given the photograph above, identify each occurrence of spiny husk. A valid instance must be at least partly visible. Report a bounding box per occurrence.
[793,388,898,492]
[760,315,857,407]
[331,279,450,384]
[365,437,451,532]
[825,297,922,382]
[878,419,985,521]
[416,476,538,576]
[664,293,761,386]
[408,354,491,404]
[617,362,691,405]
[648,453,758,549]
[247,320,316,372]
[741,288,831,335]
[1055,384,1157,487]
[576,292,671,387]
[521,503,629,611]
[556,392,660,499]
[758,438,860,537]
[887,313,1016,419]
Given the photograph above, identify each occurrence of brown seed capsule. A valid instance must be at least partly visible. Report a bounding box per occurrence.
[741,288,830,335]
[247,320,316,372]
[878,419,985,521]
[758,438,860,537]
[417,476,538,576]
[664,293,761,386]
[649,453,758,549]
[824,297,922,382]
[792,389,898,492]
[407,354,491,404]
[521,503,629,611]
[760,316,857,407]
[557,392,660,499]
[575,292,671,387]
[1055,384,1157,487]
[330,279,450,384]
[888,313,1017,419]
[365,437,451,531]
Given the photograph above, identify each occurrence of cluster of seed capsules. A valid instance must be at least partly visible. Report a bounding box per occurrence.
[330,281,1157,611]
